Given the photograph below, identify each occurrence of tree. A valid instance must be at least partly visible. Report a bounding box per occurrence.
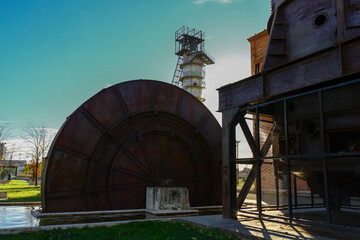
[6,143,16,167]
[3,143,17,180]
[0,119,12,184]
[27,156,42,181]
[23,162,32,176]
[22,123,52,186]
[40,128,52,169]
[0,120,12,160]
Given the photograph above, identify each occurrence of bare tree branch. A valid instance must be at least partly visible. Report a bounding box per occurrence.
[40,130,52,161]
[6,143,16,168]
[0,119,12,184]
[0,121,12,143]
[22,122,52,186]
[0,120,12,160]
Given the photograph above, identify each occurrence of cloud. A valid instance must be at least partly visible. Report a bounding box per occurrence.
[193,0,234,4]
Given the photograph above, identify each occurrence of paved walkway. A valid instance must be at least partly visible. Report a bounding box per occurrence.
[180,214,360,240]
[1,205,360,239]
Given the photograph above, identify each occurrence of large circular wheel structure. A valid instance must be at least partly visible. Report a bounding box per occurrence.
[42,80,222,212]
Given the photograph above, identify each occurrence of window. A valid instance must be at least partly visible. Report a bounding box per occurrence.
[255,63,260,74]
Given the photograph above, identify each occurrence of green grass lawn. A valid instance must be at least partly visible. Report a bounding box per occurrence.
[0,180,41,202]
[0,221,241,240]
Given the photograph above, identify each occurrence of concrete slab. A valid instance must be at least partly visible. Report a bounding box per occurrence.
[31,209,145,218]
[0,202,40,206]
[32,208,199,218]
[180,214,360,240]
[146,209,198,216]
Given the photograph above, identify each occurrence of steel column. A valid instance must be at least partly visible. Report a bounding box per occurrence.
[229,119,238,219]
[319,91,332,225]
[284,99,293,223]
[255,107,262,216]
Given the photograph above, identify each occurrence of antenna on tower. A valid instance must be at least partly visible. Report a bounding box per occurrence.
[171,26,215,102]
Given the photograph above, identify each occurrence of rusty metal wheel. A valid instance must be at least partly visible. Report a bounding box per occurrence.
[42,80,221,212]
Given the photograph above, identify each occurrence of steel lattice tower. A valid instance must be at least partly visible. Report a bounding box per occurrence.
[171,26,215,102]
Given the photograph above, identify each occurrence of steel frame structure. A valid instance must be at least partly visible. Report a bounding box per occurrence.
[219,0,360,228]
[224,76,360,227]
[175,26,205,56]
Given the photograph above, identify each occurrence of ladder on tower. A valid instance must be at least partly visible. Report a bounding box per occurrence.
[172,56,183,87]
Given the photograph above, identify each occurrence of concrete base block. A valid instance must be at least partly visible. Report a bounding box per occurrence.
[0,191,7,200]
[146,187,190,211]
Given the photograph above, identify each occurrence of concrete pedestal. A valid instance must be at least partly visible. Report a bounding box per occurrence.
[146,187,190,211]
[0,191,8,201]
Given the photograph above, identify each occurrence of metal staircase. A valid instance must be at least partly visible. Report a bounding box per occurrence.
[172,56,183,87]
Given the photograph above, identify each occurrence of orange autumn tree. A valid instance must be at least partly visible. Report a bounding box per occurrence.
[28,156,42,181]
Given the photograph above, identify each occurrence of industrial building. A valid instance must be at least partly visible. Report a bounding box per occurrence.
[219,0,360,228]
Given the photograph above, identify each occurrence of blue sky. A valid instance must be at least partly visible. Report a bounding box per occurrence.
[1,0,270,137]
